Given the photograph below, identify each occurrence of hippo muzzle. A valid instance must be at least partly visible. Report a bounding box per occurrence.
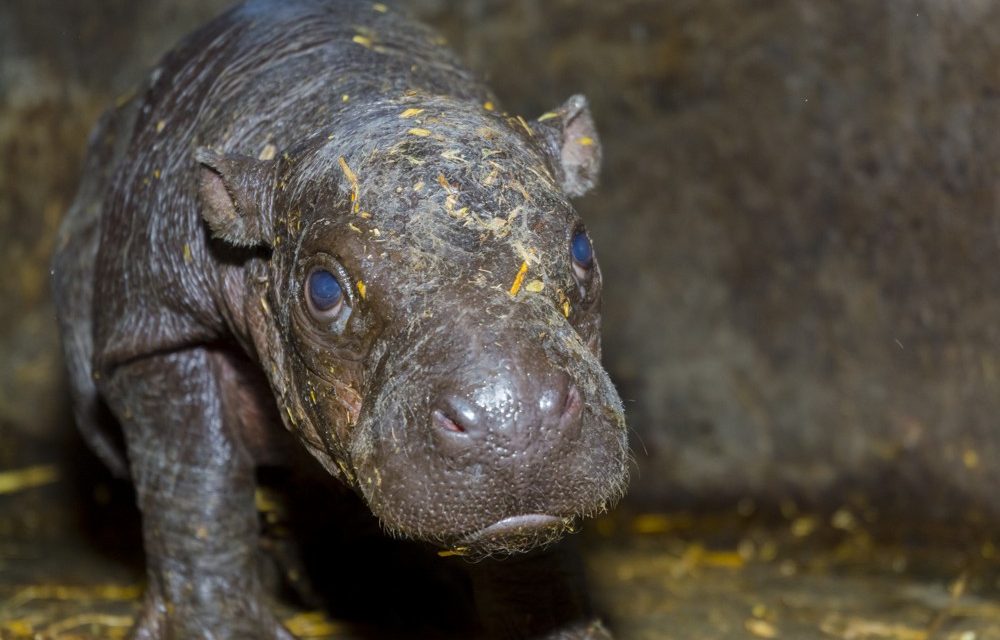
[349,294,628,556]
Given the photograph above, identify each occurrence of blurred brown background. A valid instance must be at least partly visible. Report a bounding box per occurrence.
[3,0,1000,524]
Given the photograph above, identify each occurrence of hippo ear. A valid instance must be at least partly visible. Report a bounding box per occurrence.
[195,147,275,248]
[534,94,602,198]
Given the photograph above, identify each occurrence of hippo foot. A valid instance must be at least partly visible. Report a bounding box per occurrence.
[541,620,614,640]
[127,591,296,640]
[483,619,613,640]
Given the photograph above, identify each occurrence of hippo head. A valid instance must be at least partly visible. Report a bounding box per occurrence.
[197,94,628,556]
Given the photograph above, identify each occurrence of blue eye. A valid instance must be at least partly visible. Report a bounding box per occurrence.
[307,268,344,315]
[571,230,594,270]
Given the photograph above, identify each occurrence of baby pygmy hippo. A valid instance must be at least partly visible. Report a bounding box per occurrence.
[53,1,628,637]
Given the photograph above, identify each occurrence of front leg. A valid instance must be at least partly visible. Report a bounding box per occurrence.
[101,349,293,640]
[468,542,613,640]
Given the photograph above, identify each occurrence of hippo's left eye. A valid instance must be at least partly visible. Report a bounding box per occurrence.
[306,267,346,320]
[570,229,594,280]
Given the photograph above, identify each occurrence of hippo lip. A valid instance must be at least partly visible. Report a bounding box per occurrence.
[457,514,573,550]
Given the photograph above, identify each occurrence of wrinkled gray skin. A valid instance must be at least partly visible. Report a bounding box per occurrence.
[51,1,628,638]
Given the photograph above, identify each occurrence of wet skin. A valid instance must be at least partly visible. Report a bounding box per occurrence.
[51,1,628,638]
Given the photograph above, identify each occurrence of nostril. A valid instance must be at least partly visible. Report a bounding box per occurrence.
[432,409,466,434]
[433,394,482,438]
[561,384,583,422]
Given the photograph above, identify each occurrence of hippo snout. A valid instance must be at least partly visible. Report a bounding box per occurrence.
[349,305,628,556]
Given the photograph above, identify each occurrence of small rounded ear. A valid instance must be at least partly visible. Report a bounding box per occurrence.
[534,94,602,198]
[195,147,275,247]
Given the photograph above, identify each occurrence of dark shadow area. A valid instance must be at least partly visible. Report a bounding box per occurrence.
[256,463,482,639]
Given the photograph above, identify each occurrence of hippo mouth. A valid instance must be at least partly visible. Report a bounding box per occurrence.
[454,514,576,556]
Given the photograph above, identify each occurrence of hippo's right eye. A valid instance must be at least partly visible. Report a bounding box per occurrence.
[306,268,345,320]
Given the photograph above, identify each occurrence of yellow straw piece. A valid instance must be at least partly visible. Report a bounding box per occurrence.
[509,261,529,296]
[0,464,59,495]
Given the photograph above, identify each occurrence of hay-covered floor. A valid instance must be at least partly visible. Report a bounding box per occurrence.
[2,448,999,640]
